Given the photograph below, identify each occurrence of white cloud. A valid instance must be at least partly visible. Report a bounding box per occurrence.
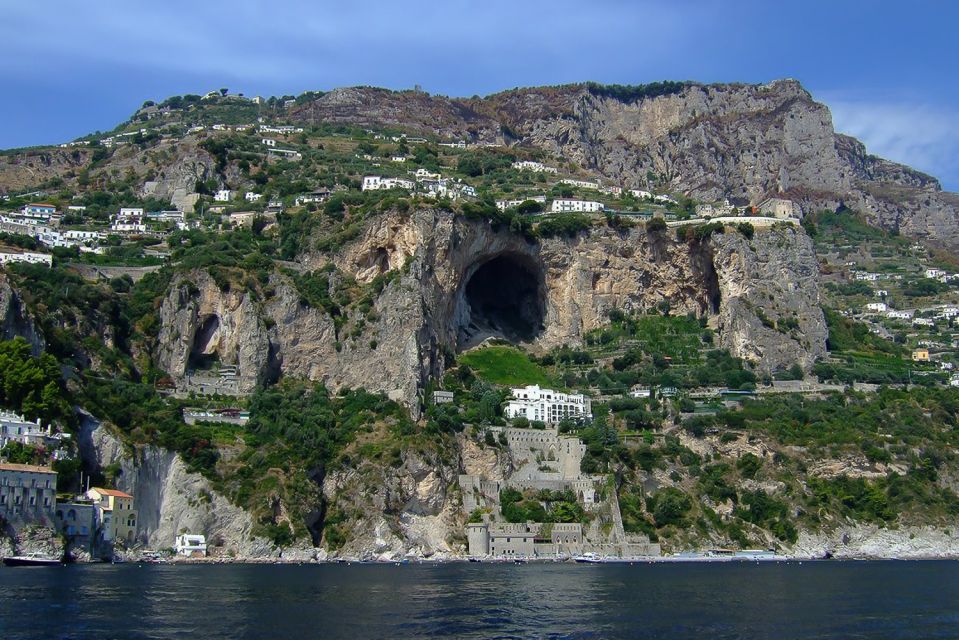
[828,99,959,189]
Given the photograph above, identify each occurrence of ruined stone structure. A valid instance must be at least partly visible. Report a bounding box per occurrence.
[461,426,660,558]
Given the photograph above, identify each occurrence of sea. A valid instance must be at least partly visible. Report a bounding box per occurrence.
[2,561,959,639]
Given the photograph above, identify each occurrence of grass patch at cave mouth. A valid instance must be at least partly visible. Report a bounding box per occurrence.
[458,345,560,388]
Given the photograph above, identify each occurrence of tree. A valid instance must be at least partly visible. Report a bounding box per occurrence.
[651,488,691,527]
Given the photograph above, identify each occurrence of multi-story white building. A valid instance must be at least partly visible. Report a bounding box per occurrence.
[630,189,653,200]
[926,268,947,280]
[511,160,557,173]
[560,178,600,190]
[20,204,56,220]
[245,192,263,202]
[495,195,547,211]
[865,302,888,313]
[110,208,146,234]
[0,410,67,451]
[214,190,233,202]
[0,248,53,267]
[886,310,913,320]
[361,176,415,191]
[505,385,592,425]
[550,199,604,213]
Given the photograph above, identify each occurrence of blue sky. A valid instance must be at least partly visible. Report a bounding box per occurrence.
[2,0,957,190]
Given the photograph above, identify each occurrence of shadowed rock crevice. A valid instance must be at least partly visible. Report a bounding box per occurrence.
[189,314,221,369]
[457,253,546,350]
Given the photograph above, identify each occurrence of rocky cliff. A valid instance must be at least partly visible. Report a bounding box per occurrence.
[290,81,959,250]
[76,412,282,559]
[155,210,825,410]
[0,273,44,355]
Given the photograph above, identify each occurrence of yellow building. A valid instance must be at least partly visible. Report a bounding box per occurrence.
[86,487,137,544]
[912,349,930,362]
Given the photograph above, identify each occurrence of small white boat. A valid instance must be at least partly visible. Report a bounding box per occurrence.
[3,552,63,567]
[573,552,603,564]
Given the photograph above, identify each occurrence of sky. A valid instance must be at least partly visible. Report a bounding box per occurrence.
[2,0,957,190]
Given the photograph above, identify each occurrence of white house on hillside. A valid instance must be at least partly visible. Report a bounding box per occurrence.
[505,385,592,425]
[214,190,233,202]
[550,199,604,213]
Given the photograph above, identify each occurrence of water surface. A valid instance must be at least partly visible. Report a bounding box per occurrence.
[2,561,958,639]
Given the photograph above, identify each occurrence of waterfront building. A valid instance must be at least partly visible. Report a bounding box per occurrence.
[0,463,57,528]
[86,487,137,544]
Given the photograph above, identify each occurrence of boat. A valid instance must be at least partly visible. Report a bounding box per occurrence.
[3,552,63,567]
[573,552,603,564]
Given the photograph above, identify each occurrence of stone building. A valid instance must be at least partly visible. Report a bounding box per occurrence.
[467,521,585,558]
[0,463,57,529]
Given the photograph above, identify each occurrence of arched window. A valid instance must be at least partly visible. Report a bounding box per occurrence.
[68,509,76,521]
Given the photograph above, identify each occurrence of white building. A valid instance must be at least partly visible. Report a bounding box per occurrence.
[550,199,604,213]
[913,318,936,327]
[865,302,888,313]
[261,138,276,147]
[174,534,208,557]
[560,178,600,190]
[505,385,592,425]
[0,248,53,267]
[267,148,302,161]
[245,192,263,202]
[511,160,557,174]
[630,189,653,200]
[214,190,233,202]
[0,410,68,457]
[20,203,56,220]
[653,194,678,205]
[110,208,146,234]
[63,230,102,242]
[926,268,947,280]
[361,176,415,191]
[412,168,441,181]
[886,310,913,320]
[259,125,303,135]
[496,195,547,211]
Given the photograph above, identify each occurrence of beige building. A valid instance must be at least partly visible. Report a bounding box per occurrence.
[0,463,57,528]
[86,487,137,543]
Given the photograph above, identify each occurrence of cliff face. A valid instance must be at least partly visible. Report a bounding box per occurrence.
[155,210,826,409]
[77,413,281,559]
[290,81,959,250]
[0,273,44,355]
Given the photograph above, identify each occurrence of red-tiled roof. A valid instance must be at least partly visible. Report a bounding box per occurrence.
[90,487,133,498]
[0,462,56,474]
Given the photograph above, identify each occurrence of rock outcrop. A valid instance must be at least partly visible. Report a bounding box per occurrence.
[0,273,44,354]
[77,413,278,559]
[155,209,825,409]
[289,81,959,250]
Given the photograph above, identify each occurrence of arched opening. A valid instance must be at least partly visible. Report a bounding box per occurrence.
[457,253,546,350]
[189,315,221,370]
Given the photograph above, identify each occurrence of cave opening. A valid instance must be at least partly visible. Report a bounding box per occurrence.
[189,315,221,370]
[457,253,546,350]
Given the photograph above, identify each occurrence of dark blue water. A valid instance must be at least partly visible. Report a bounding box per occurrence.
[2,561,959,639]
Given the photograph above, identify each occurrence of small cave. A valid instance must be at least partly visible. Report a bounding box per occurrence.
[456,253,546,350]
[188,315,221,370]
